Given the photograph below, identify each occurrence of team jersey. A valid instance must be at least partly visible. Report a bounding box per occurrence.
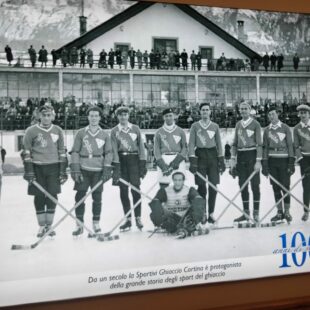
[294,120,310,160]
[110,123,146,163]
[188,120,223,157]
[154,124,188,160]
[231,117,262,160]
[70,126,113,172]
[153,185,200,217]
[263,121,294,159]
[23,124,66,165]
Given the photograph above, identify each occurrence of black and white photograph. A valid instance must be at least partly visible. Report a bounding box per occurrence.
[0,0,310,306]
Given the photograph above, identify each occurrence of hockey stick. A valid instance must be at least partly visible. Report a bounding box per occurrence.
[214,170,258,224]
[98,180,158,241]
[11,179,104,250]
[196,172,255,223]
[258,175,304,225]
[269,174,309,213]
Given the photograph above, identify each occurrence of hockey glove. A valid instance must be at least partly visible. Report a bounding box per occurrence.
[112,162,121,186]
[156,158,171,176]
[229,166,238,179]
[162,212,182,234]
[59,157,68,185]
[102,165,113,183]
[169,154,184,170]
[149,199,164,227]
[304,166,310,177]
[287,157,295,176]
[189,157,198,174]
[70,163,83,183]
[139,160,147,179]
[218,156,226,174]
[23,161,35,183]
[262,160,269,177]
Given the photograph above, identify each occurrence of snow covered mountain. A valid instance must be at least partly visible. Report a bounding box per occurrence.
[0,0,309,56]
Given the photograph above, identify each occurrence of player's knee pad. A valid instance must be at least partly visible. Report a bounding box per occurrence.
[92,191,102,204]
[162,212,181,233]
[240,186,249,201]
[149,199,164,226]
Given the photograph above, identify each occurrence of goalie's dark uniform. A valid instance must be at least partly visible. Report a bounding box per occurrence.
[70,125,113,235]
[262,120,294,223]
[149,184,205,237]
[22,121,67,237]
[188,120,225,223]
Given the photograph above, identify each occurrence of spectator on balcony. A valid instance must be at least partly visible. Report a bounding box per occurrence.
[121,49,128,70]
[108,48,114,69]
[293,53,300,72]
[128,47,136,69]
[262,52,269,72]
[168,50,175,70]
[270,52,277,71]
[86,48,94,68]
[136,49,143,69]
[61,48,69,67]
[174,51,180,70]
[143,50,149,69]
[80,48,86,68]
[161,51,168,70]
[38,45,48,68]
[51,49,58,67]
[28,45,37,68]
[190,50,196,70]
[115,47,122,69]
[219,53,227,71]
[149,49,155,69]
[5,45,13,66]
[181,49,188,70]
[70,47,78,66]
[5,104,17,130]
[196,52,202,71]
[155,50,161,70]
[277,54,284,72]
[98,49,107,68]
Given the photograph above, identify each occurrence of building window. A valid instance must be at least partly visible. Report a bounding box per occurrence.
[114,43,130,53]
[199,47,213,59]
[153,38,178,53]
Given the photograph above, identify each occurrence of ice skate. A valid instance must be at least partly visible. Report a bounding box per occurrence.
[72,224,84,237]
[135,217,143,230]
[253,210,259,223]
[234,211,250,223]
[37,226,46,238]
[271,211,284,222]
[302,211,309,222]
[46,225,56,237]
[120,219,132,232]
[283,204,292,224]
[88,222,101,238]
[207,214,216,224]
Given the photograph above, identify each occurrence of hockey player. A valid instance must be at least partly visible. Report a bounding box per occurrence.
[188,103,225,224]
[154,108,188,188]
[110,106,147,231]
[293,104,310,221]
[230,102,262,223]
[262,107,294,223]
[70,106,113,236]
[149,171,205,238]
[22,105,68,238]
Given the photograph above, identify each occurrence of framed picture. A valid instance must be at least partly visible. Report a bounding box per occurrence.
[1,0,310,308]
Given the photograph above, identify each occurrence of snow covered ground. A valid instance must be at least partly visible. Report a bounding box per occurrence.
[0,169,309,282]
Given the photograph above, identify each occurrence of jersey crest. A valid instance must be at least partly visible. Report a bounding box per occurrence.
[50,133,59,143]
[129,133,137,142]
[207,130,215,139]
[246,129,254,137]
[277,132,286,142]
[95,138,105,149]
[173,135,181,144]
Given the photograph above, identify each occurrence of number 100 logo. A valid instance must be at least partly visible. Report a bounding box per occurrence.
[279,232,308,268]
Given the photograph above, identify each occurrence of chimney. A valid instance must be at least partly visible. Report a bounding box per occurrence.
[79,0,87,36]
[237,20,246,43]
[79,16,87,36]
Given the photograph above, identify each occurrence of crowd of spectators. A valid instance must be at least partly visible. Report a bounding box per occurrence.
[3,44,308,72]
[0,95,308,131]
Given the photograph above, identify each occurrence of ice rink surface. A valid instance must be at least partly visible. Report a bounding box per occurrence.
[1,170,309,282]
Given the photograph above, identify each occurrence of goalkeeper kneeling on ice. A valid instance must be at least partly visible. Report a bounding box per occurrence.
[149,171,205,238]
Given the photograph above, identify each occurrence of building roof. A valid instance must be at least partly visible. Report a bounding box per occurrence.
[56,1,261,60]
